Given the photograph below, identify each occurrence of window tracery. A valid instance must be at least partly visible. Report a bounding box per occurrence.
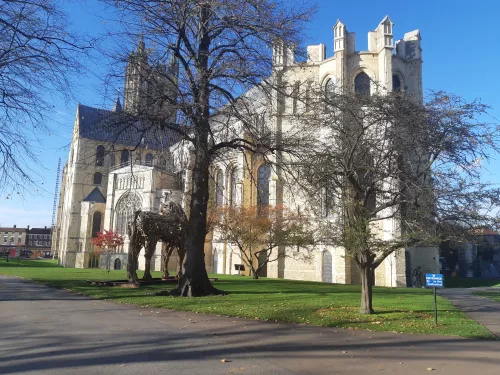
[115,192,142,235]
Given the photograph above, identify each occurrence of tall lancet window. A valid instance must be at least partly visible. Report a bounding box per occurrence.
[215,170,224,206]
[354,72,371,96]
[115,193,141,235]
[96,145,105,166]
[231,168,240,206]
[145,153,153,166]
[120,150,129,165]
[92,212,102,238]
[392,75,401,92]
[257,164,271,207]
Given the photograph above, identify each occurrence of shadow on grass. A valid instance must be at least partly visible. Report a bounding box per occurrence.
[0,259,60,268]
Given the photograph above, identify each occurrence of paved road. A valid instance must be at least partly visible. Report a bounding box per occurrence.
[1,276,500,375]
[440,287,500,337]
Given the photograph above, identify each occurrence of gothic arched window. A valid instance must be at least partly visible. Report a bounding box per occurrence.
[230,168,239,206]
[91,211,102,238]
[93,172,102,185]
[325,78,336,96]
[120,150,129,165]
[96,145,105,166]
[392,74,401,92]
[354,72,371,95]
[115,193,141,235]
[215,169,224,206]
[145,153,153,166]
[257,164,271,207]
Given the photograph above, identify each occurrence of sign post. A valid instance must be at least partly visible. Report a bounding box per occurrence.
[425,273,444,326]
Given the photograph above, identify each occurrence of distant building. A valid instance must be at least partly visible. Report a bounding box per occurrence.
[26,226,52,248]
[0,225,27,257]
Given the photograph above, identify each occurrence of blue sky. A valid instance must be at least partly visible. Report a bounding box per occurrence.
[1,0,499,228]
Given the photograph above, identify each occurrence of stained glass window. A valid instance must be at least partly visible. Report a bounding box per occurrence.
[354,72,370,95]
[115,193,142,235]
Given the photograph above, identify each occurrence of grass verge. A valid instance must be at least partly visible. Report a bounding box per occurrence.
[0,259,494,339]
[444,277,500,288]
[473,291,500,303]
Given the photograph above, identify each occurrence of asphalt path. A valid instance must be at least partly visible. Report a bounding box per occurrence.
[1,275,500,375]
[439,287,500,337]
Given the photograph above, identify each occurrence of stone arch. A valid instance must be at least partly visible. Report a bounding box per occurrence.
[354,72,371,95]
[114,192,142,235]
[392,70,405,92]
[114,258,122,270]
[322,250,333,283]
[350,67,376,94]
[320,75,337,92]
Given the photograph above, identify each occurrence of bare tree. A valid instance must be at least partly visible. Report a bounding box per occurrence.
[0,0,89,191]
[100,0,315,296]
[297,88,500,314]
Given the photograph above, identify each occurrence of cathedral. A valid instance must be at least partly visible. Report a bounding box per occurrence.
[52,17,439,286]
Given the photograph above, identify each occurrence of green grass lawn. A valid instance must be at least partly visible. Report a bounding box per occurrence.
[0,258,494,339]
[444,276,500,288]
[473,291,500,303]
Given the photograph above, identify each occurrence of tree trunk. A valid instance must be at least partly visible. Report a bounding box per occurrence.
[360,266,374,314]
[251,268,259,279]
[170,4,224,297]
[170,125,222,296]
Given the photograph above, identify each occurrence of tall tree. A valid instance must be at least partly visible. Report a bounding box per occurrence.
[102,0,315,296]
[298,88,500,314]
[0,0,88,191]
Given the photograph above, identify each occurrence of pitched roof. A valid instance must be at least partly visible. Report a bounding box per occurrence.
[77,104,181,150]
[83,187,106,203]
[28,228,51,234]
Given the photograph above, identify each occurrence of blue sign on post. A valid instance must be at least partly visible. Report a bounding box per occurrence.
[425,273,444,288]
[426,273,444,325]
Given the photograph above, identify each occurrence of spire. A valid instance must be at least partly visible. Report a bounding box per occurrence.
[333,19,347,53]
[113,95,122,112]
[137,34,145,54]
